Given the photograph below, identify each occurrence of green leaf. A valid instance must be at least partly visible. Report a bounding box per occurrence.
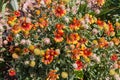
[116,30,120,37]
[10,0,19,11]
[1,2,8,18]
[74,70,83,79]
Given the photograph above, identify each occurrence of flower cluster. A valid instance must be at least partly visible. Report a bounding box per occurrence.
[0,0,120,80]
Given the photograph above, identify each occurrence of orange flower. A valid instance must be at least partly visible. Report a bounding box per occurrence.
[7,35,13,42]
[106,21,114,35]
[67,33,80,44]
[46,49,59,56]
[83,48,92,57]
[97,19,104,29]
[71,48,82,60]
[112,37,120,45]
[42,54,53,65]
[70,18,81,30]
[21,22,32,31]
[44,0,51,5]
[47,70,59,80]
[56,24,65,30]
[39,18,48,28]
[98,37,108,48]
[54,36,64,42]
[42,49,59,65]
[54,6,66,17]
[97,0,105,6]
[12,25,21,34]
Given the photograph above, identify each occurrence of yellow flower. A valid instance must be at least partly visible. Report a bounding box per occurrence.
[84,56,90,63]
[12,53,19,59]
[93,40,98,45]
[39,50,45,56]
[34,48,41,55]
[36,10,41,15]
[30,60,36,67]
[109,69,116,76]
[62,0,70,4]
[28,45,35,51]
[80,44,86,50]
[61,72,68,78]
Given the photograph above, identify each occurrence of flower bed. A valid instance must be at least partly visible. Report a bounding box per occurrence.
[0,0,120,80]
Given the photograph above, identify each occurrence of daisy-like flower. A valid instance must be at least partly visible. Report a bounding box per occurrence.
[42,53,54,65]
[56,23,65,30]
[54,24,65,42]
[54,34,64,42]
[98,37,108,48]
[12,25,21,34]
[111,54,118,61]
[54,5,66,17]
[71,48,81,60]
[67,33,80,44]
[21,22,32,31]
[74,60,83,70]
[39,18,48,28]
[70,18,81,30]
[42,49,59,65]
[83,48,92,57]
[47,70,59,80]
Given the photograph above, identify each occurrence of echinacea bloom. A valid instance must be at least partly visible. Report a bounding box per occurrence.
[8,68,16,77]
[75,60,83,70]
[67,33,80,44]
[54,6,66,17]
[39,18,48,28]
[111,54,118,61]
[47,70,59,80]
[21,22,32,31]
[70,18,81,30]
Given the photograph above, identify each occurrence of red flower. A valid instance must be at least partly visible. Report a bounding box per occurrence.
[8,69,16,77]
[14,11,20,17]
[111,54,118,61]
[54,6,66,17]
[75,60,83,70]
[70,18,81,30]
[83,49,92,57]
[21,22,32,31]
